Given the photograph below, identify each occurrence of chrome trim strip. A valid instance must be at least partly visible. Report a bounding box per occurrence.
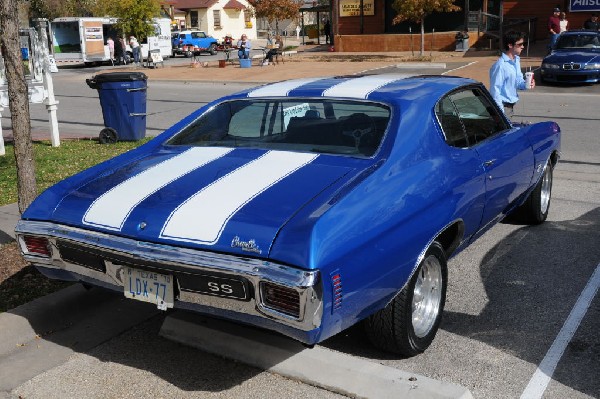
[15,220,322,331]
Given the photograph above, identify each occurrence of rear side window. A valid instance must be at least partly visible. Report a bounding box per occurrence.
[436,87,509,147]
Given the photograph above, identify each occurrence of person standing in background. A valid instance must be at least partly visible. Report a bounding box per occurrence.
[129,36,140,66]
[559,12,569,33]
[548,7,561,51]
[114,37,125,65]
[107,37,115,61]
[324,20,331,44]
[489,31,535,117]
[583,13,600,30]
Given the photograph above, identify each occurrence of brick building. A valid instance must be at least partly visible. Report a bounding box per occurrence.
[331,0,600,52]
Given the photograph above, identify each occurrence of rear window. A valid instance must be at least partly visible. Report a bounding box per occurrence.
[166,99,391,157]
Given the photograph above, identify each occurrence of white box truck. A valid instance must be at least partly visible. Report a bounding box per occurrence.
[50,17,172,66]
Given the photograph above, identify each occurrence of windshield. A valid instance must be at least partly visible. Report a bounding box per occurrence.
[556,33,600,50]
[166,99,391,157]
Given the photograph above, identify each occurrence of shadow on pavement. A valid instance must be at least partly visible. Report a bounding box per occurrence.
[322,207,600,397]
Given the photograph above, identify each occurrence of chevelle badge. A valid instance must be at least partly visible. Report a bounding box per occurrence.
[231,236,262,254]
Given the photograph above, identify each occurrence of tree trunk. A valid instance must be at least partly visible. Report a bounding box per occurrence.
[0,0,37,213]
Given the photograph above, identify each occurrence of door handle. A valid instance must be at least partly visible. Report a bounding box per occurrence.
[483,159,495,168]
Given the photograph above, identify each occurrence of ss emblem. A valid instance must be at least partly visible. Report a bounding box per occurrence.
[207,281,233,294]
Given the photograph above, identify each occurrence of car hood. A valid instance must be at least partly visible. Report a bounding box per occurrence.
[25,147,358,257]
[544,50,600,64]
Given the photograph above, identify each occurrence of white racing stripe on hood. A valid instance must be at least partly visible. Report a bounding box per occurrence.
[83,147,233,230]
[247,78,324,97]
[322,75,405,99]
[160,151,318,245]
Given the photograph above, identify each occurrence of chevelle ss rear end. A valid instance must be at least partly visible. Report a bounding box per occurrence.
[16,75,560,356]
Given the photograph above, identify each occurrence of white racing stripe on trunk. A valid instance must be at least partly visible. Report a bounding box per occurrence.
[83,147,233,230]
[160,151,318,244]
[322,75,405,99]
[247,78,324,97]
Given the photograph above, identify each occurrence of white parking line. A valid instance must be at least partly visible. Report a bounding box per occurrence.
[520,262,600,399]
[442,61,478,75]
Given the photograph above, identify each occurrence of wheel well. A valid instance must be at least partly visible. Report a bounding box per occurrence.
[550,150,559,169]
[435,221,464,259]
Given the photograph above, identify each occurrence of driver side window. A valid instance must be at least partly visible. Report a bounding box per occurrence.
[449,88,509,145]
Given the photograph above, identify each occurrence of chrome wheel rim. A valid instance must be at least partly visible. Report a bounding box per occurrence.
[540,166,552,214]
[412,255,443,338]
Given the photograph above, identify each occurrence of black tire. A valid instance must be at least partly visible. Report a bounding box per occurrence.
[99,128,118,144]
[185,50,193,58]
[209,43,217,55]
[364,242,447,356]
[511,160,553,224]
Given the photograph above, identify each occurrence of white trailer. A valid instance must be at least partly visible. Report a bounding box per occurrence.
[50,17,172,66]
[51,17,117,65]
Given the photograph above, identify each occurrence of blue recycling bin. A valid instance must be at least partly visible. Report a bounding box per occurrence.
[86,72,148,143]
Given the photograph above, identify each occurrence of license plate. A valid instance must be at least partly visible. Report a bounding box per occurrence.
[124,267,174,310]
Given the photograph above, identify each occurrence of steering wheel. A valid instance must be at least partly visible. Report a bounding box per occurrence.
[341,113,376,151]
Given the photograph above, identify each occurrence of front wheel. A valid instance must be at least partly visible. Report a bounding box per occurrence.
[364,242,447,356]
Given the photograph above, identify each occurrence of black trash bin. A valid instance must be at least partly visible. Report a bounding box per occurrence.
[86,72,148,143]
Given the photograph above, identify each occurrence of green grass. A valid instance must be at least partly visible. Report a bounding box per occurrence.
[0,138,151,206]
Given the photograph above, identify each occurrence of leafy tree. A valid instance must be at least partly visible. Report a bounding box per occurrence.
[391,0,461,55]
[248,0,302,34]
[1,0,37,212]
[29,0,96,20]
[93,0,161,40]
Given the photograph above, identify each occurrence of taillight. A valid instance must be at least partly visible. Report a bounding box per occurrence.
[260,282,300,318]
[20,235,52,257]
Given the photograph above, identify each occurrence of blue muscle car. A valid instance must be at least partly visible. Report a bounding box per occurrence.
[16,75,561,356]
[541,30,600,84]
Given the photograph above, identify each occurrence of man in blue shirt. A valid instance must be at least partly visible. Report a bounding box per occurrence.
[489,30,535,117]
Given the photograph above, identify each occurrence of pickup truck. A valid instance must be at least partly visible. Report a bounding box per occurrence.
[171,30,218,57]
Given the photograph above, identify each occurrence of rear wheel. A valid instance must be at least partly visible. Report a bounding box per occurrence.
[511,160,553,224]
[209,43,217,55]
[364,242,447,356]
[99,127,118,144]
[185,50,193,58]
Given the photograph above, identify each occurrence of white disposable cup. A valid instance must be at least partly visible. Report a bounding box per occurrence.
[525,71,534,89]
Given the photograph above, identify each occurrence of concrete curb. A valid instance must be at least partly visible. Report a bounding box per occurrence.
[0,285,159,392]
[0,203,19,244]
[159,311,473,399]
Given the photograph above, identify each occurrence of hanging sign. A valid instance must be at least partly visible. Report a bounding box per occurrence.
[340,0,375,17]
[569,0,600,12]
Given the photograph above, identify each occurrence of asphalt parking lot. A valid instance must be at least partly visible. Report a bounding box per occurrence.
[1,62,599,398]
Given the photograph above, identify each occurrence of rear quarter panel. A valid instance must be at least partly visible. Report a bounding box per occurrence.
[273,110,486,341]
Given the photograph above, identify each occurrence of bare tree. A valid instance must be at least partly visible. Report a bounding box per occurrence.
[392,0,461,56]
[248,0,302,34]
[1,0,38,212]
